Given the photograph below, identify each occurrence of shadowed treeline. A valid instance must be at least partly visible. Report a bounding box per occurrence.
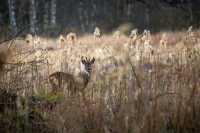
[0,0,200,38]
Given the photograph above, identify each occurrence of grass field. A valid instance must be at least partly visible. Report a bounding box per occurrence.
[0,29,200,133]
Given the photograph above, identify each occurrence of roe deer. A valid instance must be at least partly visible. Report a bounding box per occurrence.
[49,56,95,95]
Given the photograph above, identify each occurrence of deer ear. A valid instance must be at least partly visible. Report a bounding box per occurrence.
[91,58,95,64]
[81,56,85,64]
[85,57,89,62]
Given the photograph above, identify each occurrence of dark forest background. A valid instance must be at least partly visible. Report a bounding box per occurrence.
[0,0,200,37]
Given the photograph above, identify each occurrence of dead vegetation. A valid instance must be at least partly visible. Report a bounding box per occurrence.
[0,29,200,132]
[66,32,77,45]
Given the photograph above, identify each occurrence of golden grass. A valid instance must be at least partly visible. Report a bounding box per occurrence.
[0,30,200,132]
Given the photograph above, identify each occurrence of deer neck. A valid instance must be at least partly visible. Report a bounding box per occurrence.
[79,72,90,87]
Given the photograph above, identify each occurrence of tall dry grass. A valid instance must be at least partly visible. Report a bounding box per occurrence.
[0,30,200,133]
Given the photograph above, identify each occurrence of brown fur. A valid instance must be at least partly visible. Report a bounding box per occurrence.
[49,56,95,95]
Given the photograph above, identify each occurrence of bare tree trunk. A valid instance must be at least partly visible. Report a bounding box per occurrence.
[116,0,120,21]
[145,7,150,28]
[8,0,17,35]
[187,0,193,24]
[91,1,97,30]
[0,12,3,25]
[127,4,132,18]
[126,0,134,21]
[78,1,85,32]
[43,1,49,29]
[84,9,89,31]
[29,0,37,34]
[50,0,56,27]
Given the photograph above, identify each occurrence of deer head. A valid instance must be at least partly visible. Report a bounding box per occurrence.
[80,56,95,75]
